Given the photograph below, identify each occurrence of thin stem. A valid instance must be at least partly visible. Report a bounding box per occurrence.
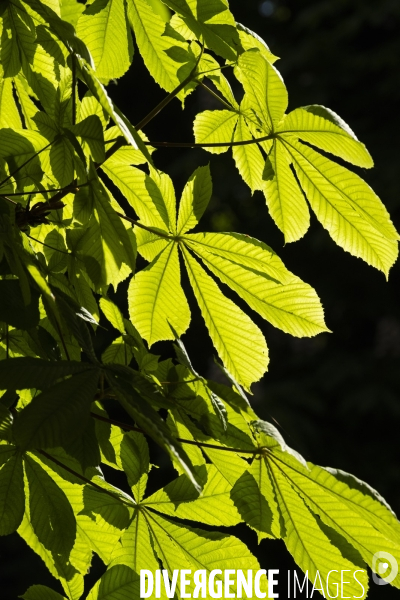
[116,212,173,239]
[25,233,70,255]
[135,44,205,132]
[71,55,77,126]
[90,412,260,454]
[144,132,275,149]
[4,184,87,196]
[38,450,135,507]
[0,141,53,189]
[55,320,70,361]
[199,81,236,111]
[0,195,18,205]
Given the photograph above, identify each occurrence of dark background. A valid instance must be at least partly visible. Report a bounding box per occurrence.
[1,0,399,597]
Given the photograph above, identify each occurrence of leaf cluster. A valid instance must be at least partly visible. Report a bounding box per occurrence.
[0,0,399,598]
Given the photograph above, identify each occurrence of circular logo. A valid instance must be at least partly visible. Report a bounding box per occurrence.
[372,552,398,585]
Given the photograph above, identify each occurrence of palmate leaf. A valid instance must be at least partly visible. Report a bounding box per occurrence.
[0,0,36,78]
[76,0,133,83]
[194,48,399,271]
[124,164,326,387]
[231,458,281,542]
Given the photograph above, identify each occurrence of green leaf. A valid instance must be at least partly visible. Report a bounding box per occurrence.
[77,58,150,159]
[162,0,241,61]
[128,0,195,95]
[77,0,133,82]
[232,113,265,193]
[24,454,76,562]
[263,139,310,243]
[1,1,36,78]
[14,369,100,451]
[144,464,241,526]
[106,368,202,493]
[0,357,97,390]
[88,176,136,288]
[101,163,168,230]
[128,242,190,345]
[269,459,369,598]
[237,22,278,63]
[49,138,74,187]
[235,49,287,131]
[119,432,149,500]
[193,109,238,154]
[231,458,281,542]
[177,164,212,234]
[0,78,22,128]
[87,565,140,600]
[186,233,328,337]
[0,450,24,535]
[147,512,269,596]
[21,584,67,600]
[109,510,163,580]
[182,246,269,390]
[100,297,125,333]
[284,137,399,275]
[0,279,40,329]
[280,105,374,168]
[71,114,105,163]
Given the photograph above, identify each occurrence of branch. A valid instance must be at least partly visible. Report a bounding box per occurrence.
[90,412,260,455]
[144,132,275,149]
[116,212,174,239]
[38,450,135,507]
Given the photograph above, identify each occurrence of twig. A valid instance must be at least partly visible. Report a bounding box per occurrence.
[144,132,275,149]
